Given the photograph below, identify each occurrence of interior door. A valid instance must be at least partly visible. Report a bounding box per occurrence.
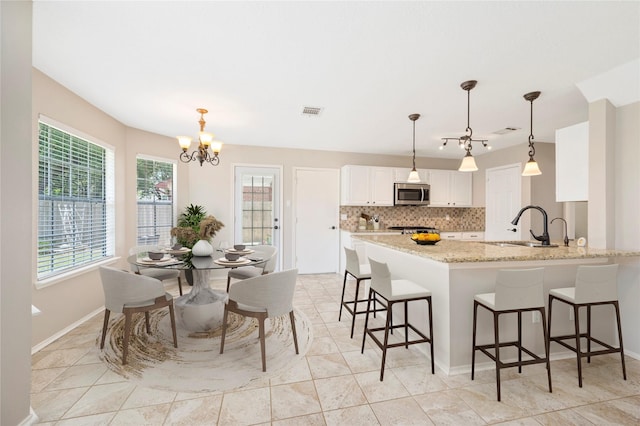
[234,166,281,270]
[485,164,522,241]
[294,168,340,273]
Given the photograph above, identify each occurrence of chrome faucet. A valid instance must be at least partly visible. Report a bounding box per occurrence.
[551,217,569,247]
[511,205,551,246]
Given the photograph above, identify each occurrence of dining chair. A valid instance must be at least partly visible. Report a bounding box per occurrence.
[225,245,277,292]
[129,245,183,295]
[99,266,178,365]
[220,268,299,372]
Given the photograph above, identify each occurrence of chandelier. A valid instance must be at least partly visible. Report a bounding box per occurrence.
[407,113,421,183]
[521,91,542,176]
[177,108,223,166]
[440,80,491,172]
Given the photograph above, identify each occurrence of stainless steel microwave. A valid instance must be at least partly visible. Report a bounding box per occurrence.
[394,182,430,206]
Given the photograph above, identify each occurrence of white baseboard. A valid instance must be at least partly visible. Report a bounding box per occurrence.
[31,307,105,354]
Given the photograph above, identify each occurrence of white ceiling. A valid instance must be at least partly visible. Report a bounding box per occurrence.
[32,1,640,159]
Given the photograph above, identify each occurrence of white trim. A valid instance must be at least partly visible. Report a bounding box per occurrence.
[31,306,105,354]
[136,152,178,165]
[34,257,120,289]
[38,114,115,152]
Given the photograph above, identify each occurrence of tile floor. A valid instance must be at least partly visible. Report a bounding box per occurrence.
[31,273,639,425]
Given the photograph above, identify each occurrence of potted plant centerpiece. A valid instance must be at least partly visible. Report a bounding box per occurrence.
[170,204,224,284]
[170,204,224,252]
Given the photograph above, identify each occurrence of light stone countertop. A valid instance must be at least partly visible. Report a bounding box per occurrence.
[353,234,640,264]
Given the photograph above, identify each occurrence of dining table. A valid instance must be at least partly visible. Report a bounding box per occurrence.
[128,247,268,333]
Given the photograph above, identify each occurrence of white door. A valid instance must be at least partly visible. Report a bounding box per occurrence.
[294,168,340,273]
[234,166,282,269]
[485,164,521,241]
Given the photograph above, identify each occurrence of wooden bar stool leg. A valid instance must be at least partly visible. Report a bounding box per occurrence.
[471,300,478,380]
[350,278,361,338]
[338,271,348,321]
[361,288,373,354]
[428,296,434,374]
[404,300,409,348]
[573,305,583,387]
[494,311,501,401]
[614,301,627,380]
[586,304,592,363]
[517,311,523,373]
[380,301,393,381]
[540,307,552,393]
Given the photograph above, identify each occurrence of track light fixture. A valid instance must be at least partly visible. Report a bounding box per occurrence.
[440,80,490,172]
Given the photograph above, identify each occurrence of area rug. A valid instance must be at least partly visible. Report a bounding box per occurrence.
[97,307,313,393]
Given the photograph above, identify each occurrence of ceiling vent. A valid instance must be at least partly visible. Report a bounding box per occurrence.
[493,127,520,135]
[302,106,323,116]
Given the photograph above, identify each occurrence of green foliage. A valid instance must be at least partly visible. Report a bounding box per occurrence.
[171,204,224,249]
[177,204,207,229]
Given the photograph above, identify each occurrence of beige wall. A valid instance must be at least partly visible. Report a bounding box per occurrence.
[1,2,35,424]
[612,101,640,357]
[31,69,128,345]
[472,142,562,237]
[614,102,639,251]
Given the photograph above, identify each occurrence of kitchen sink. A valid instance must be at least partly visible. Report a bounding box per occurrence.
[484,241,558,248]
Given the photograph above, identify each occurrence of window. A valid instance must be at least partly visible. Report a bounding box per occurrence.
[136,157,175,246]
[37,119,115,280]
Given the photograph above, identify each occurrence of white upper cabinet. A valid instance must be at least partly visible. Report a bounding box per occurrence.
[556,122,588,202]
[427,169,473,207]
[341,165,394,206]
[393,167,430,183]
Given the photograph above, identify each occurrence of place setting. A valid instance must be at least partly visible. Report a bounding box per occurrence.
[224,243,255,256]
[214,248,253,266]
[137,250,184,266]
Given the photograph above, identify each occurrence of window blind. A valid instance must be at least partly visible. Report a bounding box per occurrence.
[136,157,175,246]
[37,121,115,279]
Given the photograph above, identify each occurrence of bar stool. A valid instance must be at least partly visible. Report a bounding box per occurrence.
[361,258,434,381]
[471,268,551,401]
[339,247,385,338]
[548,264,625,387]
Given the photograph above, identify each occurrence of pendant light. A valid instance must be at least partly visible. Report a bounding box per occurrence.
[407,113,421,183]
[522,91,542,176]
[459,81,478,171]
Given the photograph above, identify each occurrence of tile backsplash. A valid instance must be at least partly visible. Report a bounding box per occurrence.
[340,206,485,232]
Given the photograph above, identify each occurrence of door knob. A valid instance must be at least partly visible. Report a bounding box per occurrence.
[507,228,517,232]
[330,226,336,229]
[274,225,279,230]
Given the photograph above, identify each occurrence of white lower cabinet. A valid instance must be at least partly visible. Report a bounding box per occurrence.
[440,232,462,240]
[440,231,484,241]
[462,232,484,241]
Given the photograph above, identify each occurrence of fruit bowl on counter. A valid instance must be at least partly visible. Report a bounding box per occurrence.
[411,232,441,245]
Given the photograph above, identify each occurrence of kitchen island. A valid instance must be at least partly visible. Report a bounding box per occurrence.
[352,234,640,374]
